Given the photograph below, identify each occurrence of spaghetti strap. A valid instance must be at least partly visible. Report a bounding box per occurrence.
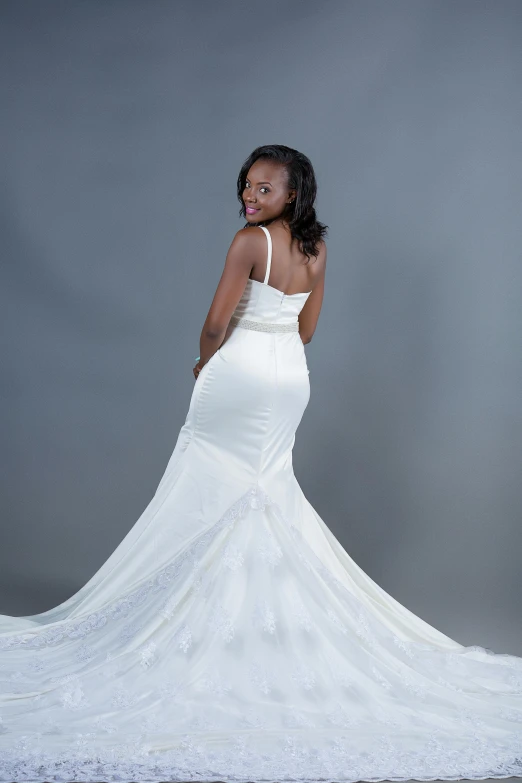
[259,225,272,285]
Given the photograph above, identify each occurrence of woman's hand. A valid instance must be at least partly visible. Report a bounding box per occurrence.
[193,360,203,380]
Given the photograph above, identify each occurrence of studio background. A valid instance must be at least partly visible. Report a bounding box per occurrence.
[1,0,521,655]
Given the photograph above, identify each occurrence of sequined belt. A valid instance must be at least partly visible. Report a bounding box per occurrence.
[230,315,299,333]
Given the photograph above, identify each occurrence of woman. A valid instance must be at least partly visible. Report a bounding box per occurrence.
[0,144,521,782]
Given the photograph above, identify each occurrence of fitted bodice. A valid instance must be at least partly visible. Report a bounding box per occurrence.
[232,278,311,324]
[231,226,312,326]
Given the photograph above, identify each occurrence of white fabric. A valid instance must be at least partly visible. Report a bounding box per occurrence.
[1,226,522,782]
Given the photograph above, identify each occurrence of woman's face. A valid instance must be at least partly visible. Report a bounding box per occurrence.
[243,160,296,224]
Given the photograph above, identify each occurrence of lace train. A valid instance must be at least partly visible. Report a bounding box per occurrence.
[1,484,522,782]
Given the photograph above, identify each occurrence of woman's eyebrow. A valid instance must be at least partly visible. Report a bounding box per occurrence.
[246,178,272,185]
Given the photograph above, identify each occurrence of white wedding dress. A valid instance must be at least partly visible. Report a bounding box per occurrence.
[1,226,522,783]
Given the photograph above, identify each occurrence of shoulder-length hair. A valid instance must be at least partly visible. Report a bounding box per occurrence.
[236,144,328,262]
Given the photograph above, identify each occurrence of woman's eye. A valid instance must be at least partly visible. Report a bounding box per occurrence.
[244,183,269,194]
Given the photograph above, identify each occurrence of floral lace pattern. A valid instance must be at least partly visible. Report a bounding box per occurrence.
[0,728,521,782]
[1,483,522,782]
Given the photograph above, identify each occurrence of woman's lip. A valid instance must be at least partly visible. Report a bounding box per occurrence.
[246,206,260,214]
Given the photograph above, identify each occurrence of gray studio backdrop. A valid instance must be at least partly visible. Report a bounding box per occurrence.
[1,0,521,655]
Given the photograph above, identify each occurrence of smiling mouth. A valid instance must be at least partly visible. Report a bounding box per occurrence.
[245,206,260,214]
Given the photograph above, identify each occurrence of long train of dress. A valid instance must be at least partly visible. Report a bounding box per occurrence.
[1,228,521,781]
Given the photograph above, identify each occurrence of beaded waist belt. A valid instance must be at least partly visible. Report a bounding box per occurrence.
[230,315,299,333]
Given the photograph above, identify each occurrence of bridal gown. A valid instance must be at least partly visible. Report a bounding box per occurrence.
[1,225,522,783]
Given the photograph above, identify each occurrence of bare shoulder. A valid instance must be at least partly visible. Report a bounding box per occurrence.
[224,227,265,265]
[229,226,265,249]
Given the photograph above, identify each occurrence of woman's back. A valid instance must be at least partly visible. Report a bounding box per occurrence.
[248,223,325,297]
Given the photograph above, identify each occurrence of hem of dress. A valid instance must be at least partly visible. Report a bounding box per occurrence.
[0,771,521,783]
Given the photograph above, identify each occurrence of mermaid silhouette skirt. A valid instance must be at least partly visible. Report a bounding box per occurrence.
[1,282,522,782]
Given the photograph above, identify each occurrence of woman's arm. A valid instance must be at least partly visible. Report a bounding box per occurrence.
[298,241,327,344]
[194,228,262,374]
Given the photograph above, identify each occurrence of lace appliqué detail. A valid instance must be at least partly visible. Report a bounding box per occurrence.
[111,685,138,710]
[0,485,271,652]
[56,675,89,712]
[258,530,283,569]
[207,603,234,643]
[174,624,192,653]
[291,662,317,690]
[249,658,276,695]
[292,594,314,632]
[199,671,232,697]
[138,641,157,669]
[221,542,244,570]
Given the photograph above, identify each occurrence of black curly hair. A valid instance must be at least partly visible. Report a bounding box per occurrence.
[237,144,328,262]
